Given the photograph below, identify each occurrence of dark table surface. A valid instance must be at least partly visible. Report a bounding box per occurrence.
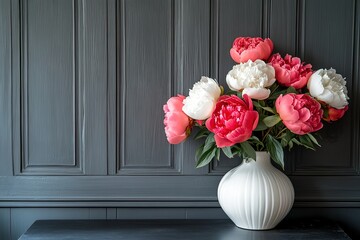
[19,219,351,240]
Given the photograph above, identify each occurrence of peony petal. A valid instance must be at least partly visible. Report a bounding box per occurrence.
[242,94,253,110]
[166,95,185,112]
[242,111,259,131]
[226,74,244,91]
[163,104,169,113]
[275,67,291,86]
[214,134,234,148]
[317,89,334,104]
[298,108,311,122]
[224,119,236,129]
[256,39,273,60]
[226,128,248,143]
[242,87,271,100]
[167,132,187,144]
[264,38,274,54]
[329,94,347,109]
[230,48,241,63]
[166,112,189,134]
[307,71,325,97]
[276,94,300,122]
[205,117,215,130]
[239,49,261,62]
[283,121,304,135]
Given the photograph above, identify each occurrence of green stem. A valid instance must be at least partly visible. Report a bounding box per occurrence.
[262,126,274,143]
[275,127,287,139]
[270,84,280,97]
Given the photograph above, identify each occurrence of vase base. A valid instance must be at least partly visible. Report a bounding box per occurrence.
[234,224,276,231]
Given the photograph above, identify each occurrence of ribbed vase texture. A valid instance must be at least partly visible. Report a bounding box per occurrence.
[218,151,294,230]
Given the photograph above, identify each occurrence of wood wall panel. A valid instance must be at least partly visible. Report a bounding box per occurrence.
[0,0,360,238]
[177,0,210,175]
[12,0,113,175]
[17,0,83,175]
[116,208,186,219]
[0,208,11,240]
[293,0,356,175]
[269,0,297,55]
[118,0,180,174]
[81,0,112,175]
[25,0,75,166]
[211,0,263,173]
[0,0,13,176]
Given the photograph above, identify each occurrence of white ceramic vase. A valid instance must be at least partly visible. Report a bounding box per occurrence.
[217,151,294,230]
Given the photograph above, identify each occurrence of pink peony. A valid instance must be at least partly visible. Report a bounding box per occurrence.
[323,105,348,122]
[275,94,323,135]
[230,37,273,63]
[205,94,259,148]
[163,95,191,144]
[269,53,312,89]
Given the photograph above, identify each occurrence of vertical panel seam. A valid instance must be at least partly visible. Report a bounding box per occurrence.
[210,0,219,174]
[352,0,360,174]
[119,0,126,173]
[10,0,15,176]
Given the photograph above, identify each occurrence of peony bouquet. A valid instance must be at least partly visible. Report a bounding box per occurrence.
[163,37,349,169]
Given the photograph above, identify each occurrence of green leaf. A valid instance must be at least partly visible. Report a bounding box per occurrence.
[195,143,204,161]
[193,128,209,140]
[262,107,275,114]
[254,120,268,131]
[252,102,274,114]
[203,133,215,153]
[292,137,314,150]
[268,89,287,100]
[215,148,220,160]
[226,90,238,95]
[248,136,265,148]
[288,140,294,150]
[279,130,293,147]
[196,147,217,168]
[266,135,284,170]
[286,86,297,94]
[291,138,302,145]
[263,115,281,127]
[281,138,288,147]
[299,135,315,150]
[222,146,234,158]
[307,133,321,147]
[253,101,261,108]
[240,141,256,160]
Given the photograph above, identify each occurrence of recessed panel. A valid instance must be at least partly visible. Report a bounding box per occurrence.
[295,0,354,173]
[120,0,175,171]
[25,0,75,166]
[214,0,262,172]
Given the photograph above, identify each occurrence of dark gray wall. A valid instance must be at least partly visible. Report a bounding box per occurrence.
[0,0,359,239]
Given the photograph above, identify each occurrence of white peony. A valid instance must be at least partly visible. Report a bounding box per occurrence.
[182,76,221,120]
[226,60,276,100]
[307,69,349,109]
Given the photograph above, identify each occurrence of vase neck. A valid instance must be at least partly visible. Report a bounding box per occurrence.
[252,151,271,166]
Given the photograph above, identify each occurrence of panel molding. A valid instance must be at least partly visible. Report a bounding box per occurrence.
[0,0,13,176]
[210,0,268,174]
[1,200,360,208]
[13,0,84,175]
[3,0,359,212]
[116,0,181,175]
[291,0,358,176]
[353,0,360,174]
[1,175,360,204]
